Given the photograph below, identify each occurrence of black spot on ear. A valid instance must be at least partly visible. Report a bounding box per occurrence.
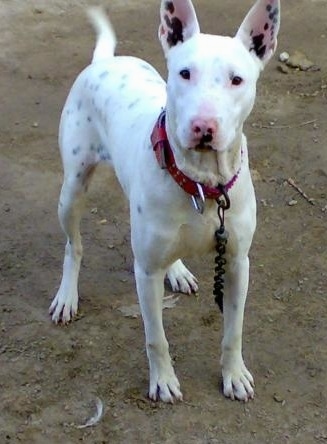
[264,22,269,31]
[266,4,272,12]
[250,33,266,59]
[164,14,184,47]
[268,7,279,21]
[165,1,175,14]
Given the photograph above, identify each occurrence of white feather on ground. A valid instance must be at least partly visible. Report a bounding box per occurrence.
[76,398,104,429]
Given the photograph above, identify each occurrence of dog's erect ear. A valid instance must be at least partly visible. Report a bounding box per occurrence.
[159,0,200,56]
[236,0,280,67]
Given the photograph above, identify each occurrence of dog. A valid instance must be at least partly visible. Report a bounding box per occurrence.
[49,0,280,402]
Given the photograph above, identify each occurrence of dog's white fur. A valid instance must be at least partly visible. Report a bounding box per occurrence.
[50,0,280,402]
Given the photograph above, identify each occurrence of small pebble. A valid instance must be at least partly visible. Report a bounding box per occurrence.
[32,122,39,128]
[286,50,316,71]
[273,393,286,405]
[279,51,289,62]
[277,64,290,74]
[288,199,298,206]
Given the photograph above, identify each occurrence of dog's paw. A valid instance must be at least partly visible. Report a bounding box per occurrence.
[222,361,254,402]
[149,370,183,403]
[166,260,198,294]
[49,288,78,324]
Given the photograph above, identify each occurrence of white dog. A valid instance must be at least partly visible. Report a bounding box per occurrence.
[50,0,280,402]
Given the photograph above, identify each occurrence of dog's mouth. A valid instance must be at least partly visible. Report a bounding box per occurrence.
[193,144,214,152]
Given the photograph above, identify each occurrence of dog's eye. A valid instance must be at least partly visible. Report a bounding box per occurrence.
[179,69,191,80]
[231,76,243,86]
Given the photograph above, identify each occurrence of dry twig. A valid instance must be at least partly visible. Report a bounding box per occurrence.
[287,178,315,205]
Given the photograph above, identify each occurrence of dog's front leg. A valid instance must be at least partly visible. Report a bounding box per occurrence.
[220,254,254,401]
[134,260,183,403]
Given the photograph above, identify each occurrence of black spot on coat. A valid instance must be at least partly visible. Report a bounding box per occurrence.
[128,98,141,109]
[99,71,109,79]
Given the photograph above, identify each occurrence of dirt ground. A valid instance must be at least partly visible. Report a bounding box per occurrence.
[0,0,326,443]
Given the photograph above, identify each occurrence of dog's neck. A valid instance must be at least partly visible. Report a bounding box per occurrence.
[166,120,244,188]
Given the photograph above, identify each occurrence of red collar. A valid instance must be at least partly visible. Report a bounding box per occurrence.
[151,110,241,202]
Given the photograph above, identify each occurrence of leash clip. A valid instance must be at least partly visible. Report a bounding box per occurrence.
[191,183,206,214]
[216,184,230,211]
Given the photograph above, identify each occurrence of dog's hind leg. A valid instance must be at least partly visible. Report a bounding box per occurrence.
[166,259,198,294]
[49,163,96,324]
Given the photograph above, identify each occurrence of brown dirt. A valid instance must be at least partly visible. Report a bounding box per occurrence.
[0,1,326,443]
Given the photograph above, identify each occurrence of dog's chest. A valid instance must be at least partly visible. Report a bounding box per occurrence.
[174,205,219,256]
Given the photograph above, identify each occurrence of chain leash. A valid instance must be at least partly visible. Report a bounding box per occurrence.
[213,186,230,313]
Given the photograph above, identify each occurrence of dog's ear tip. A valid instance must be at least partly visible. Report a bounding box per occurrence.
[159,0,200,54]
[236,0,280,66]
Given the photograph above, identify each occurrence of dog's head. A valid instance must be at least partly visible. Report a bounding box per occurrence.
[159,0,280,153]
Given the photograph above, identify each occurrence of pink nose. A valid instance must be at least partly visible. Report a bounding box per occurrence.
[191,118,217,142]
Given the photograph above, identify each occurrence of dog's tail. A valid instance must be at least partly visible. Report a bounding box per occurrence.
[87,7,116,63]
